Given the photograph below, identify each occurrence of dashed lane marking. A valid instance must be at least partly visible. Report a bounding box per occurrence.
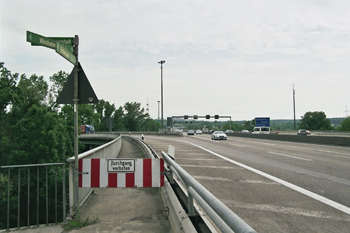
[268,151,313,161]
[182,141,350,215]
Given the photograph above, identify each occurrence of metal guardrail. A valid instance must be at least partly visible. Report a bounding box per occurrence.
[125,136,196,232]
[122,135,159,158]
[162,151,257,233]
[0,163,66,231]
[66,133,121,216]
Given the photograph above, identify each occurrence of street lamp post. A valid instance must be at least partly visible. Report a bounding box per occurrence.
[157,100,160,121]
[158,60,165,133]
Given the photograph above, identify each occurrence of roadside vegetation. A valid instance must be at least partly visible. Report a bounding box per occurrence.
[0,62,159,229]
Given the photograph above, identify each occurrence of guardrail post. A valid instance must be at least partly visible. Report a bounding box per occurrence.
[187,189,195,216]
[167,166,174,184]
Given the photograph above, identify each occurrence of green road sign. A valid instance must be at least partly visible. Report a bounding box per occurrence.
[27,31,74,48]
[56,42,77,65]
[27,31,76,64]
[48,37,74,45]
[27,31,57,50]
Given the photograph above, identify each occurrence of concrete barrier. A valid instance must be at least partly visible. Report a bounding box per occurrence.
[224,133,350,147]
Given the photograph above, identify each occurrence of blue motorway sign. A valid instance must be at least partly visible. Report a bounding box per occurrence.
[255,117,270,127]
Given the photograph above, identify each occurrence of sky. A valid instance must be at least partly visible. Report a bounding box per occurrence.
[1,0,350,121]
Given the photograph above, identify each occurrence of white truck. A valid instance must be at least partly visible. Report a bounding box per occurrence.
[252,126,270,134]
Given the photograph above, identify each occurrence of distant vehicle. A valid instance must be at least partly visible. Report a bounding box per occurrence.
[251,127,270,134]
[211,131,227,140]
[241,130,250,134]
[80,125,95,134]
[196,130,202,134]
[225,130,234,133]
[187,130,195,135]
[297,129,310,136]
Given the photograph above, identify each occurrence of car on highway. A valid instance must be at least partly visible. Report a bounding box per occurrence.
[225,130,234,133]
[211,131,227,140]
[297,129,310,136]
[196,130,202,134]
[187,130,195,135]
[241,130,250,134]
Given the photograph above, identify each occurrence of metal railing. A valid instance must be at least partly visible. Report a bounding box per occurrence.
[66,133,122,216]
[162,151,257,233]
[122,135,159,159]
[0,163,66,231]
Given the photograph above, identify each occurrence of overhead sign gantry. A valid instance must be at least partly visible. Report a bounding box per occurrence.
[170,115,232,129]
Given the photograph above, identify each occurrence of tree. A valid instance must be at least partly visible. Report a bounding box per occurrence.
[337,117,350,131]
[113,106,125,131]
[0,62,20,114]
[299,111,332,130]
[8,104,71,165]
[0,63,73,166]
[141,118,161,131]
[93,100,117,131]
[243,120,255,131]
[17,74,48,108]
[123,102,148,131]
[48,70,70,107]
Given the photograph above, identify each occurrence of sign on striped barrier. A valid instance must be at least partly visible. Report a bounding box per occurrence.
[79,158,164,188]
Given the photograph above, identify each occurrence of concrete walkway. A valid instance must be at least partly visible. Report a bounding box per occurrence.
[7,138,172,233]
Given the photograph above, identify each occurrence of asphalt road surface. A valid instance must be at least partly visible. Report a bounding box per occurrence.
[143,133,350,233]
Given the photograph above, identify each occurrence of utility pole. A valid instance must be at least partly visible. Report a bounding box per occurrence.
[293,84,296,130]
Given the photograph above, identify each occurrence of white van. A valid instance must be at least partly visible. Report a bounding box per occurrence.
[252,127,270,134]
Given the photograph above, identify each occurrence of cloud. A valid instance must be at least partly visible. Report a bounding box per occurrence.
[2,0,350,120]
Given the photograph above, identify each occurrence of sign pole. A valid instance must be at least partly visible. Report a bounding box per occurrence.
[73,35,80,219]
[26,31,98,219]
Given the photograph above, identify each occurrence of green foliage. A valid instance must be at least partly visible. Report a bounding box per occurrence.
[49,70,70,106]
[0,62,21,113]
[123,102,148,131]
[8,104,71,165]
[299,111,333,130]
[17,74,48,107]
[337,117,350,131]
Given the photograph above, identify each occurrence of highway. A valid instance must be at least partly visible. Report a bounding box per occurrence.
[144,133,350,233]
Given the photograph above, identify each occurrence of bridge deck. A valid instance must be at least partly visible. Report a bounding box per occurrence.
[12,138,172,233]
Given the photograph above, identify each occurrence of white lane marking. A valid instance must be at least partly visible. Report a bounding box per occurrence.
[234,138,350,156]
[228,203,350,221]
[249,141,276,146]
[268,151,313,161]
[183,141,350,215]
[193,175,277,184]
[276,145,350,156]
[175,158,219,161]
[228,143,246,147]
[180,165,237,169]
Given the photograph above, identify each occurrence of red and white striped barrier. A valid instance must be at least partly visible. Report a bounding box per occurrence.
[79,158,164,188]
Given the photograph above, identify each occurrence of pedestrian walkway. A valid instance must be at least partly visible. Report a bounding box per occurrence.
[8,138,172,233]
